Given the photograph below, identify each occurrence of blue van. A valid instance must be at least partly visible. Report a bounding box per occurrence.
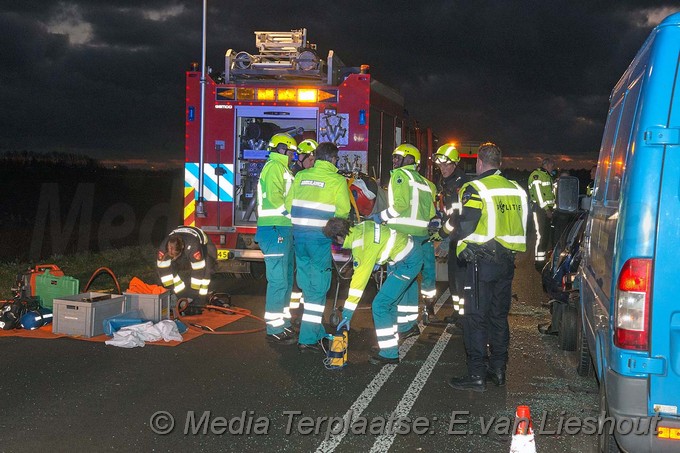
[563,12,680,452]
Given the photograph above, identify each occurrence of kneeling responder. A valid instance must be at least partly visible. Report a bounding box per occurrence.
[156,225,218,314]
[323,217,423,365]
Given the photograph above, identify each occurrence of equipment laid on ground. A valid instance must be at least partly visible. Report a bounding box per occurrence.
[184,28,436,278]
[102,310,147,336]
[10,264,79,310]
[52,292,125,338]
[35,269,80,310]
[324,318,349,370]
[1,264,75,330]
[14,264,64,298]
[173,296,266,335]
[20,307,53,330]
[123,291,172,323]
[0,297,41,330]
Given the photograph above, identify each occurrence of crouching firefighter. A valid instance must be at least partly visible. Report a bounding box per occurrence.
[447,143,528,392]
[323,217,423,366]
[157,226,217,314]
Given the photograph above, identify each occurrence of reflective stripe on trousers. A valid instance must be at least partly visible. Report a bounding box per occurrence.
[294,231,333,344]
[255,226,294,335]
[372,245,423,358]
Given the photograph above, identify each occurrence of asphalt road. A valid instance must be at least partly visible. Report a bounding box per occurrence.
[0,247,599,452]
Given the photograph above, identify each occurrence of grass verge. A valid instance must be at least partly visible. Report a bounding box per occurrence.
[0,245,159,300]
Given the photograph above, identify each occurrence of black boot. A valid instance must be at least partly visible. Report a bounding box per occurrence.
[443,312,459,323]
[486,368,506,386]
[448,375,486,392]
[422,299,442,325]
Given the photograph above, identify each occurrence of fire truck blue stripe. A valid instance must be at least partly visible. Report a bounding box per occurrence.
[185,163,234,202]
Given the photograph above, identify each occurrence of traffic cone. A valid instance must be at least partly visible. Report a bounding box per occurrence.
[510,405,536,453]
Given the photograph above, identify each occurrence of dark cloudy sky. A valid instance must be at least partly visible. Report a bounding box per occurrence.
[1,1,678,169]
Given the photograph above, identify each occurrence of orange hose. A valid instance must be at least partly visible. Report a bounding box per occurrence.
[174,298,266,335]
[83,267,122,294]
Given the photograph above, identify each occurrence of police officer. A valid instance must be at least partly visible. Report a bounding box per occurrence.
[372,144,436,342]
[323,218,423,365]
[287,138,318,323]
[430,143,469,324]
[255,133,298,345]
[286,142,351,353]
[528,157,556,271]
[448,143,528,392]
[157,225,217,313]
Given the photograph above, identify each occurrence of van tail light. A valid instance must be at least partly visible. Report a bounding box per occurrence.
[614,258,652,350]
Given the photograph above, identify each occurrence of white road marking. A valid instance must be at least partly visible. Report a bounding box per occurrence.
[369,325,452,452]
[315,289,450,453]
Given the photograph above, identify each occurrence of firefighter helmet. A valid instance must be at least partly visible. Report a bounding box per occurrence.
[434,144,460,163]
[297,139,318,154]
[393,144,421,165]
[268,133,298,151]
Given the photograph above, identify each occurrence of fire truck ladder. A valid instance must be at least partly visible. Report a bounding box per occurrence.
[225,28,339,82]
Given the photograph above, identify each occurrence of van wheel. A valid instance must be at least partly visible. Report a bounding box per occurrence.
[576,306,594,377]
[598,383,621,452]
[558,305,577,351]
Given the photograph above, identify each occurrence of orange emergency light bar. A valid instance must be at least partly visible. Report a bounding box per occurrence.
[277,88,297,101]
[237,88,255,100]
[231,87,319,103]
[297,89,318,103]
[257,88,276,101]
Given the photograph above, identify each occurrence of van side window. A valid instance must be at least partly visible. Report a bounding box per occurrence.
[593,99,622,204]
[605,77,643,205]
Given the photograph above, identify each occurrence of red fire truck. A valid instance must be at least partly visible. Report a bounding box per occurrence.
[184,29,435,275]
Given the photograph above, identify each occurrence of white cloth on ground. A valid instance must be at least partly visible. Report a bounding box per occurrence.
[105,320,183,348]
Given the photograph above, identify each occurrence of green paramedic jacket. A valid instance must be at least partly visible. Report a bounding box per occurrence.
[456,173,529,256]
[285,160,351,229]
[527,167,555,211]
[257,152,293,227]
[342,221,414,314]
[377,164,436,236]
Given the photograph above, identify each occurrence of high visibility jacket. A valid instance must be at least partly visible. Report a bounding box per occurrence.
[342,221,414,313]
[527,167,555,210]
[286,160,351,230]
[157,226,215,296]
[586,180,594,197]
[378,165,436,236]
[457,173,528,256]
[257,152,294,227]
